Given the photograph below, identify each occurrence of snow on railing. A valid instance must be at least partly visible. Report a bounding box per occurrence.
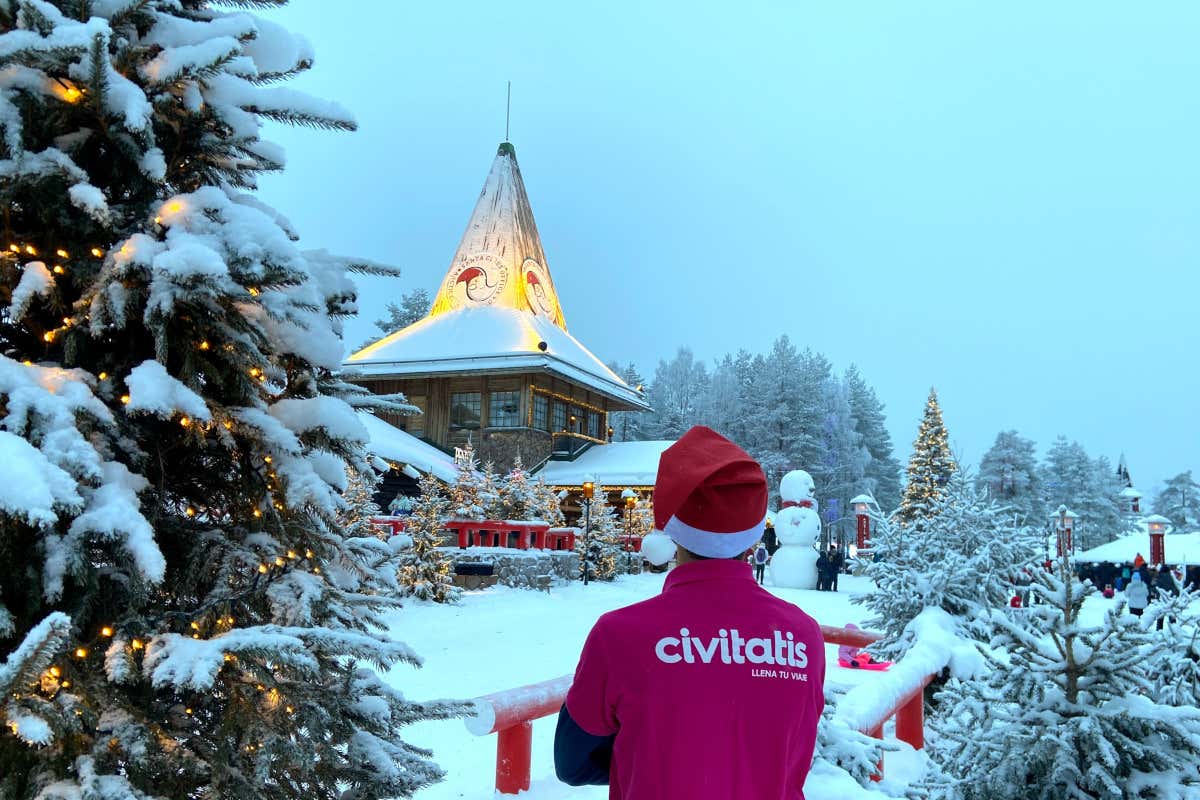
[465,622,944,795]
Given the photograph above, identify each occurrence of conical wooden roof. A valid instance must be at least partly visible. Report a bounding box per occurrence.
[427,142,567,328]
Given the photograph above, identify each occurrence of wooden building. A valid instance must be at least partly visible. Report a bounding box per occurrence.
[344,142,649,472]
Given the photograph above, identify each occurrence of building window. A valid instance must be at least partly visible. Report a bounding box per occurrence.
[450,392,481,430]
[533,394,549,431]
[570,406,584,433]
[552,401,567,432]
[587,411,599,439]
[489,391,520,428]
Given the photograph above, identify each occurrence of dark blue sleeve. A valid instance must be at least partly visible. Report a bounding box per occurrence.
[553,703,614,786]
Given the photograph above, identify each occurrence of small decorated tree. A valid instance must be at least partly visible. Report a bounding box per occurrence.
[577,486,621,581]
[532,479,566,527]
[399,475,458,603]
[496,454,539,521]
[446,441,488,520]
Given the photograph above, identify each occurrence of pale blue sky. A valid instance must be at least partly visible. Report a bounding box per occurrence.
[259,1,1199,500]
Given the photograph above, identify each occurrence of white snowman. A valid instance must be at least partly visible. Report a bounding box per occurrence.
[769,470,821,589]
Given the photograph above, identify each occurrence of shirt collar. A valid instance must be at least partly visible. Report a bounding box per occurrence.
[664,558,754,591]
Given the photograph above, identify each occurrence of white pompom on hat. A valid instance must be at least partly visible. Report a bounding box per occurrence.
[650,425,768,560]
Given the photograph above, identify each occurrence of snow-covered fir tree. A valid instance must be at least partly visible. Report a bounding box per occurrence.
[495,454,539,521]
[899,388,957,524]
[531,479,566,528]
[606,361,647,442]
[1039,437,1132,549]
[844,364,902,514]
[1153,470,1200,532]
[369,288,430,337]
[857,473,1040,658]
[577,487,621,582]
[926,557,1200,800]
[977,429,1043,523]
[643,347,709,440]
[0,3,461,796]
[445,440,489,520]
[399,475,458,604]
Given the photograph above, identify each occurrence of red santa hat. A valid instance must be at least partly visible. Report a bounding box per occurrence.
[653,426,768,558]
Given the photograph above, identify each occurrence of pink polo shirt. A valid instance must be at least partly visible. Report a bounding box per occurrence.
[565,559,826,799]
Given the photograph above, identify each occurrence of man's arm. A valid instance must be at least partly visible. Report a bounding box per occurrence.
[553,703,614,786]
[555,618,620,786]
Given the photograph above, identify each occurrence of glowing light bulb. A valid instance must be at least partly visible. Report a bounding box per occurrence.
[263,455,272,464]
[100,626,113,637]
[185,707,193,715]
[7,244,17,252]
[53,265,65,274]
[252,509,262,518]
[98,372,107,380]
[180,416,191,428]
[257,564,268,574]
[120,395,130,404]
[25,245,36,255]
[185,507,196,517]
[74,648,87,659]
[43,331,55,342]
[274,557,285,567]
[55,249,68,258]
[131,639,144,650]
[91,248,103,257]
[50,666,61,678]
[199,340,210,350]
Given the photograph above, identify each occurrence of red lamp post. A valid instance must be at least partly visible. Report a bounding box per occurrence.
[1054,505,1077,558]
[1147,515,1170,565]
[851,494,873,552]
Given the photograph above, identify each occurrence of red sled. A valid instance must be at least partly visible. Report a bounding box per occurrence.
[838,653,892,671]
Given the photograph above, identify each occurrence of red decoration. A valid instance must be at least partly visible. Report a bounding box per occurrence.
[856,512,871,551]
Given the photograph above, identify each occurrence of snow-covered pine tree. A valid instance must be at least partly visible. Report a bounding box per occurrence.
[479,460,503,520]
[1153,471,1200,532]
[577,487,621,582]
[446,440,487,520]
[857,473,1040,658]
[531,479,566,528]
[977,430,1043,523]
[496,454,539,521]
[1039,438,1132,549]
[399,475,458,604]
[0,4,461,797]
[360,287,431,348]
[926,557,1200,800]
[606,361,647,442]
[899,387,957,524]
[844,364,902,514]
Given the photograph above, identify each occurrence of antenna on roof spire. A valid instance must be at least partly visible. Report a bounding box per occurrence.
[505,81,511,142]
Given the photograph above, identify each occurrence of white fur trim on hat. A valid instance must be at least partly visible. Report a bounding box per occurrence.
[663,514,766,559]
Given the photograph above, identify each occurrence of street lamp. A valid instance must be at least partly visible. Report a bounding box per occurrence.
[1147,514,1170,565]
[850,494,873,554]
[1054,505,1077,559]
[581,480,594,585]
[621,489,637,569]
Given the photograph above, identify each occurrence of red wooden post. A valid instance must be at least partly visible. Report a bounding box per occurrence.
[896,690,925,750]
[867,723,884,782]
[856,513,870,550]
[495,721,533,794]
[457,526,468,549]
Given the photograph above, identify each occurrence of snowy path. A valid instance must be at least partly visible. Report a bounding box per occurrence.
[381,573,921,799]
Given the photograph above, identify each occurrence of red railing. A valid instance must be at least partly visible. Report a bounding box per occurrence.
[466,624,934,794]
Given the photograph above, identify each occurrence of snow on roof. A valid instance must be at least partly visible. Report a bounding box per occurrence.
[1120,487,1144,498]
[358,413,459,483]
[535,440,676,488]
[1077,529,1200,566]
[345,306,648,409]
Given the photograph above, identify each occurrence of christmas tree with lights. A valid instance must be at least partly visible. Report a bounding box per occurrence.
[446,440,488,520]
[576,487,621,581]
[399,475,458,604]
[0,3,460,797]
[531,479,566,527]
[899,388,958,524]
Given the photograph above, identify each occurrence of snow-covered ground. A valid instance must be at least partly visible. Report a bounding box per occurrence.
[381,572,924,799]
